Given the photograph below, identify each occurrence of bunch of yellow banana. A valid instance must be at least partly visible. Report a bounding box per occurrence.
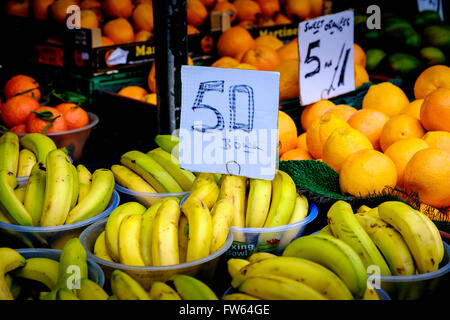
[0,148,115,227]
[110,270,218,300]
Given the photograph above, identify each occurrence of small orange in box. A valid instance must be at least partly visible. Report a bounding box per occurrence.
[55,103,90,130]
[118,86,148,101]
[26,106,67,134]
[240,45,280,71]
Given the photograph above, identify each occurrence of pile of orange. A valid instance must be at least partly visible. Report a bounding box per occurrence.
[280,64,450,209]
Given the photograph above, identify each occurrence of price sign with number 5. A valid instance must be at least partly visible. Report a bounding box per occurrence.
[298,10,355,106]
[179,66,280,180]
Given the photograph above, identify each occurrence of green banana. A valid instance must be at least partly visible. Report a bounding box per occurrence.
[0,248,26,300]
[65,168,115,224]
[19,133,57,164]
[17,148,37,178]
[245,178,272,228]
[0,132,19,177]
[154,134,179,153]
[149,281,182,300]
[23,163,47,226]
[55,238,88,291]
[76,279,109,300]
[13,257,60,290]
[169,274,218,300]
[0,170,33,226]
[76,164,92,203]
[110,270,151,300]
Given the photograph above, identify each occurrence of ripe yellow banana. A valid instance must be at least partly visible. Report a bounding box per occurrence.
[378,201,441,274]
[178,214,189,264]
[23,163,46,226]
[357,205,372,213]
[327,200,392,276]
[19,133,57,164]
[93,231,114,262]
[191,172,216,191]
[227,258,250,279]
[69,164,79,210]
[149,281,182,300]
[415,210,444,264]
[0,170,33,226]
[139,198,166,266]
[110,270,151,300]
[14,186,26,203]
[218,175,247,228]
[232,256,354,300]
[245,178,272,228]
[210,198,234,253]
[355,213,416,276]
[151,198,181,266]
[105,202,147,262]
[278,194,310,248]
[0,248,26,300]
[40,149,73,227]
[120,150,183,193]
[56,238,88,291]
[182,180,220,211]
[65,168,115,224]
[319,225,334,236]
[283,234,368,299]
[76,278,109,300]
[263,170,297,227]
[238,274,327,300]
[76,164,92,203]
[17,149,37,178]
[0,132,19,177]
[13,257,59,291]
[169,274,218,300]
[222,293,260,300]
[118,214,146,266]
[247,252,278,264]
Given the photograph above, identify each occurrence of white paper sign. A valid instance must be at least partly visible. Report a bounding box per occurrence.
[417,0,444,21]
[179,66,280,180]
[298,10,355,106]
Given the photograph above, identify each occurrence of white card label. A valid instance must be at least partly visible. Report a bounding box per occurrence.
[179,66,280,180]
[298,10,355,106]
[417,0,444,21]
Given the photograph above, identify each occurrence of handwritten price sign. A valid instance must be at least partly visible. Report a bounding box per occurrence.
[179,66,280,180]
[298,10,355,106]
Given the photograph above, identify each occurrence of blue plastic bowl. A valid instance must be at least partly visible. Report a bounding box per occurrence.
[16,248,105,287]
[0,190,120,249]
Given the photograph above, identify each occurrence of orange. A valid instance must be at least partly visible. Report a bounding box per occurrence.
[118,86,148,100]
[9,124,26,134]
[101,36,115,46]
[422,131,450,153]
[413,65,450,100]
[148,57,193,93]
[234,0,261,22]
[211,56,239,68]
[324,104,357,122]
[420,87,450,132]
[187,0,207,27]
[26,106,67,133]
[257,0,279,18]
[1,95,40,128]
[103,0,133,18]
[135,30,152,42]
[306,113,350,159]
[309,0,323,18]
[362,82,410,117]
[216,26,255,59]
[4,75,41,101]
[32,0,55,20]
[339,149,398,197]
[55,103,89,130]
[187,24,201,35]
[212,1,238,23]
[277,38,299,61]
[103,18,135,44]
[280,148,312,161]
[274,59,299,102]
[300,99,335,131]
[347,109,390,151]
[296,132,308,151]
[6,0,30,17]
[353,43,366,68]
[403,148,450,207]
[80,9,99,29]
[354,64,370,88]
[132,3,153,31]
[278,110,298,155]
[322,127,373,173]
[199,0,215,8]
[79,0,101,10]
[274,12,292,24]
[240,45,280,71]
[255,35,284,51]
[384,138,429,188]
[285,0,311,20]
[379,114,426,152]
[49,0,78,24]
[401,99,423,120]
[233,63,258,70]
[142,93,157,105]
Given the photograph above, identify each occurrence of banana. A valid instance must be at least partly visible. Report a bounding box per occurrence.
[93,231,114,262]
[147,147,196,191]
[282,234,367,299]
[110,270,151,300]
[363,286,381,300]
[0,132,19,177]
[182,180,220,211]
[319,225,334,236]
[327,200,391,276]
[13,257,59,291]
[40,149,73,227]
[105,202,147,262]
[0,248,26,300]
[245,178,272,228]
[57,288,80,300]
[23,163,46,226]
[238,274,327,300]
[231,257,354,300]
[6,275,21,299]
[14,186,26,203]
[19,133,57,164]
[415,210,444,264]
[357,205,372,213]
[355,213,416,276]
[218,175,247,228]
[178,214,189,264]
[0,170,33,226]
[68,164,79,210]
[277,194,310,248]
[0,208,13,224]
[227,258,250,279]
[76,279,109,300]
[151,198,181,266]
[149,281,182,300]
[76,164,92,203]
[264,170,297,227]
[40,290,57,300]
[118,214,146,266]
[169,274,218,300]
[213,173,222,184]
[191,172,216,191]
[56,238,88,291]
[154,134,179,154]
[65,168,115,224]
[182,197,212,262]
[120,150,183,193]
[17,149,37,178]
[139,198,166,266]
[247,252,278,264]
[210,198,234,253]
[222,293,260,300]
[378,201,441,274]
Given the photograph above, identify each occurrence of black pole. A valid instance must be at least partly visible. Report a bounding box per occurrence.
[153,0,188,134]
